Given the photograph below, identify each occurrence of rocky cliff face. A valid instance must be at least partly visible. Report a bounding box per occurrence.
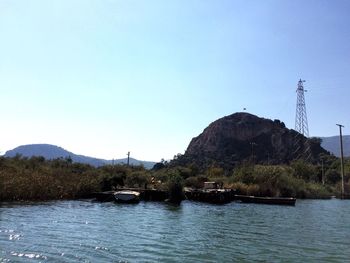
[174,112,330,170]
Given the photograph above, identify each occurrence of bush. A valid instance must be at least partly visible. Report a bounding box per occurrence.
[303,183,333,199]
[167,172,184,203]
[227,164,336,198]
[184,176,208,189]
[125,171,150,188]
[231,165,254,184]
[246,184,260,195]
[291,160,317,182]
[227,182,249,195]
[99,174,125,191]
[206,166,224,177]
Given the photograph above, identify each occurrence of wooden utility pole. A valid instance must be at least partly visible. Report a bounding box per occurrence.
[127,151,130,166]
[336,124,345,199]
[321,158,325,185]
[250,142,257,164]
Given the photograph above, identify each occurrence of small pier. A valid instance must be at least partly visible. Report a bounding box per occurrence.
[93,185,296,206]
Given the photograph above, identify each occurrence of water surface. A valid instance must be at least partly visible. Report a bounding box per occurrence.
[1,199,349,262]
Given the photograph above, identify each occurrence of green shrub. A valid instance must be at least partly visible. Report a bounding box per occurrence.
[184,176,207,189]
[246,184,260,196]
[228,182,249,195]
[125,171,150,188]
[167,172,184,203]
[291,160,317,181]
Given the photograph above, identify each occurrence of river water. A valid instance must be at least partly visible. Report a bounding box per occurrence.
[0,199,349,262]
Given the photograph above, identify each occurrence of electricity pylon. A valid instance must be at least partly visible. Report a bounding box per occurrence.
[294,79,311,161]
[295,79,309,137]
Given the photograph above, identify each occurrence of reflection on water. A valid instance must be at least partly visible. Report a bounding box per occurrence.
[1,199,350,262]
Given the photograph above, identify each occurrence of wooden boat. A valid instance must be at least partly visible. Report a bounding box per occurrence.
[114,190,140,203]
[234,195,296,206]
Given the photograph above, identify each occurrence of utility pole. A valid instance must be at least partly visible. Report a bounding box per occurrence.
[127,151,130,166]
[336,124,345,199]
[266,152,269,165]
[250,142,257,164]
[321,158,325,185]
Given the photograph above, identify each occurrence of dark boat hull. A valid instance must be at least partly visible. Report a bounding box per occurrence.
[234,195,296,206]
[185,189,235,204]
[93,191,116,202]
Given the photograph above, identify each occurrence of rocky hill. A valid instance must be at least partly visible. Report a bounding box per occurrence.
[173,112,330,170]
[4,144,156,169]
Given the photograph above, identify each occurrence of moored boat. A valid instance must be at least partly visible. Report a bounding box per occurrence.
[114,190,140,203]
[234,195,296,206]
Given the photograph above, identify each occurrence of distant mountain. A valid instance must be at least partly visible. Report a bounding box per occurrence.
[3,144,156,169]
[320,136,350,157]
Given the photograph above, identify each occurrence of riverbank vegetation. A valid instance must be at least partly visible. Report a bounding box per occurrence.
[0,155,349,201]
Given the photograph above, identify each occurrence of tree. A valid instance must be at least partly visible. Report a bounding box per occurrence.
[65,156,73,165]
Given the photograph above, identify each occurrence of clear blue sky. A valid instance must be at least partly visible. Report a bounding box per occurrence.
[1,0,349,161]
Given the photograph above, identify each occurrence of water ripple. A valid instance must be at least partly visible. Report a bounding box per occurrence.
[1,200,350,262]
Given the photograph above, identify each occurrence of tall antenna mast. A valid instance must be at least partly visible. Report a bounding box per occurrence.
[295,79,309,137]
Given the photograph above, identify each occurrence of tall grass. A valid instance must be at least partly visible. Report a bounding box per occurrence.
[227,165,335,198]
[0,156,342,201]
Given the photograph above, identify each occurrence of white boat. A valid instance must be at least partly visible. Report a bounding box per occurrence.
[114,190,140,203]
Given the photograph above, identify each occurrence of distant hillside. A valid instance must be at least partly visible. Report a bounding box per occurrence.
[320,136,350,157]
[4,144,156,169]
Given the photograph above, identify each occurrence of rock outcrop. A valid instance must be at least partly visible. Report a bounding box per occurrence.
[173,112,330,170]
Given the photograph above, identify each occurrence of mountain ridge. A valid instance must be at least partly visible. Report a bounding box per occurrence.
[319,135,350,157]
[3,144,156,169]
